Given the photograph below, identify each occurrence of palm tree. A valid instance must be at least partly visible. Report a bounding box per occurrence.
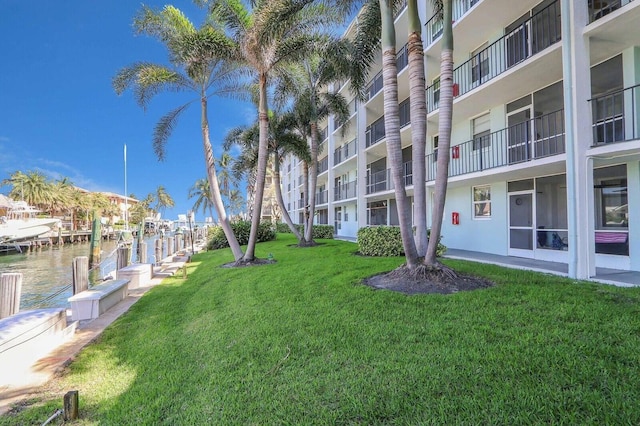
[189,178,216,222]
[424,0,453,268]
[216,151,237,210]
[275,42,351,245]
[211,0,334,262]
[113,5,245,261]
[154,185,175,217]
[227,189,244,217]
[224,110,310,243]
[351,0,420,270]
[2,170,54,213]
[407,0,428,257]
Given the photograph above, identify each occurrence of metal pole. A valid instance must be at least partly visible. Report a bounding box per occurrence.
[188,210,194,255]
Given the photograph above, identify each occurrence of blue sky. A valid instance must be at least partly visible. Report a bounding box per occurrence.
[0,1,254,222]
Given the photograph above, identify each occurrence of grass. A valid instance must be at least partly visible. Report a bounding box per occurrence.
[3,233,640,424]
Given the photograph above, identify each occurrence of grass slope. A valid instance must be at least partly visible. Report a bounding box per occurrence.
[4,233,640,424]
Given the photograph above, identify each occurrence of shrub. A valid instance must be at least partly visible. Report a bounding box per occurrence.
[313,225,334,239]
[357,226,447,257]
[357,226,404,257]
[207,221,276,250]
[275,222,334,239]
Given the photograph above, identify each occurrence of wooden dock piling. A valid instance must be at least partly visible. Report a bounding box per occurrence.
[72,257,89,295]
[0,272,22,319]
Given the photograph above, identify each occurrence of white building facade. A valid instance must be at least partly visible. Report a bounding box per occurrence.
[281,0,640,279]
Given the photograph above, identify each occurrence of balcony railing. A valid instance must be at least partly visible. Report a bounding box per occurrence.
[426,0,561,113]
[366,116,386,147]
[298,199,306,209]
[334,180,357,201]
[426,109,565,181]
[366,161,413,194]
[425,0,481,46]
[590,84,640,145]
[334,138,357,165]
[334,98,358,131]
[318,126,328,142]
[588,0,635,23]
[318,156,329,174]
[365,43,410,100]
[315,190,328,205]
[364,98,410,149]
[394,0,408,19]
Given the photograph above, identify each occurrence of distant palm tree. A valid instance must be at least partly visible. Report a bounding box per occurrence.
[113,5,245,261]
[275,41,351,244]
[216,151,237,209]
[188,178,215,222]
[2,170,54,212]
[227,189,244,217]
[224,110,310,243]
[154,185,175,218]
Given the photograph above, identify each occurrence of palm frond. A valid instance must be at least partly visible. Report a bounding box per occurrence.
[113,62,192,109]
[153,103,192,161]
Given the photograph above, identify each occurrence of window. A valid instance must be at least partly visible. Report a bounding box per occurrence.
[471,43,489,85]
[473,185,491,218]
[472,113,491,150]
[433,135,439,162]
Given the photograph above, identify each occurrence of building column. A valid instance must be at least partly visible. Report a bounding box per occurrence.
[563,0,595,279]
[356,104,368,231]
[628,161,640,271]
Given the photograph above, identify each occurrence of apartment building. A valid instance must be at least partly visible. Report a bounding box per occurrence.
[281,0,640,279]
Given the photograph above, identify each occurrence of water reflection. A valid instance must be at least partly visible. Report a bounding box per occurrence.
[0,235,165,311]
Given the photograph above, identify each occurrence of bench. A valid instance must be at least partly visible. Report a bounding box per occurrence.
[0,308,77,385]
[595,231,629,255]
[68,279,130,321]
[116,264,152,290]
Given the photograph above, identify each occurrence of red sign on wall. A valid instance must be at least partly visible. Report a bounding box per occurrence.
[452,212,460,225]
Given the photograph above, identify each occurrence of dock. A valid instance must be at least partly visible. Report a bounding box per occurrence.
[0,240,205,414]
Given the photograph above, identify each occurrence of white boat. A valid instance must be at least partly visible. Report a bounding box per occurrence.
[0,200,61,243]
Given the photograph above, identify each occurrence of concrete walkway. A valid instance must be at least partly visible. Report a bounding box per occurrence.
[0,251,196,415]
[445,249,640,287]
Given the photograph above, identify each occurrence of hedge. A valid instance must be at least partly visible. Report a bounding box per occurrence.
[207,221,276,250]
[275,222,334,239]
[357,226,447,257]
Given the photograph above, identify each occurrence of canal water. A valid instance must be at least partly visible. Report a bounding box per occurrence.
[0,235,166,311]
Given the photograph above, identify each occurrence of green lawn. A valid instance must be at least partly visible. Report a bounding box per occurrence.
[4,233,640,425]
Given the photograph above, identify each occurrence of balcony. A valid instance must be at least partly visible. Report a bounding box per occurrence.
[366,116,386,147]
[298,199,306,209]
[334,138,357,165]
[590,84,640,145]
[318,156,329,174]
[366,161,413,194]
[318,126,328,142]
[425,0,481,46]
[589,0,635,22]
[315,190,328,205]
[365,42,410,101]
[426,109,565,181]
[334,180,357,201]
[426,0,561,113]
[365,98,411,149]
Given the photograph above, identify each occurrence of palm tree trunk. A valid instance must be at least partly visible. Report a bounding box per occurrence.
[201,96,244,261]
[273,152,303,241]
[380,0,419,269]
[305,121,318,243]
[244,74,270,261]
[425,0,453,265]
[407,0,428,257]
